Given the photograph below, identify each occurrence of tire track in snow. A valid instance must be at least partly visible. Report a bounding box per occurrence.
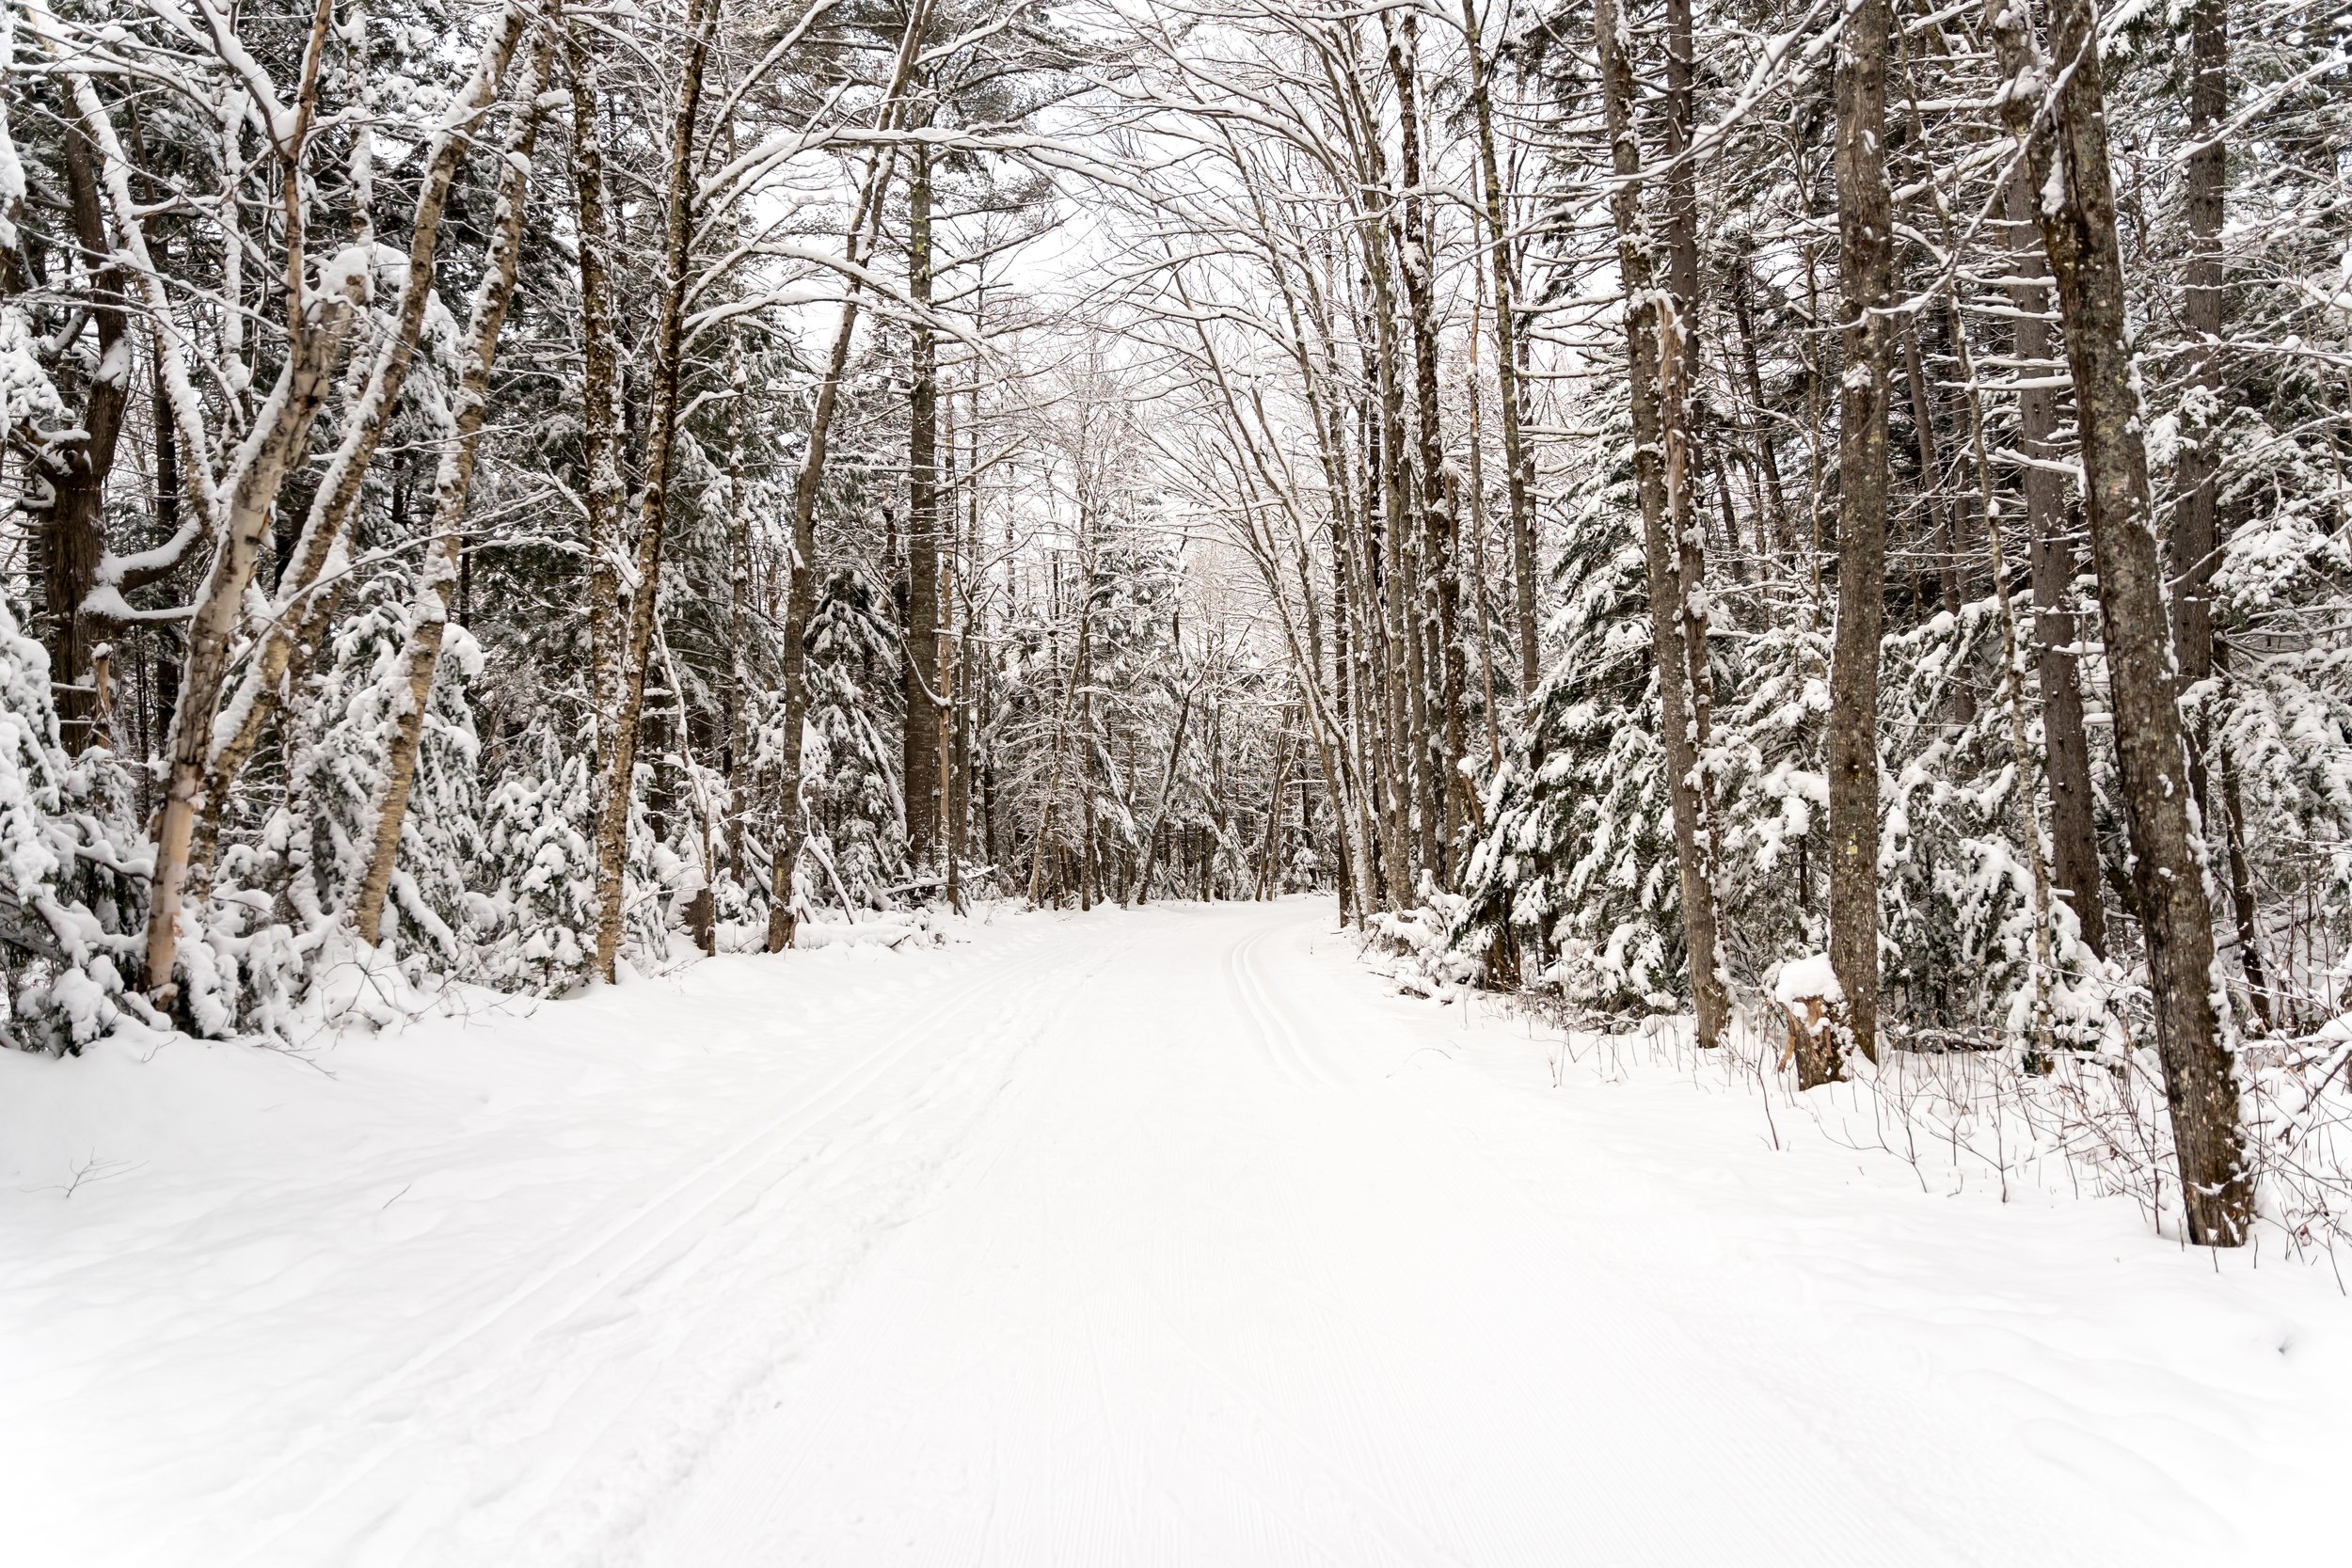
[524,921,1166,1568]
[1240,913,1354,1085]
[619,918,1179,1565]
[1195,905,1967,1564]
[1225,916,1329,1087]
[1222,923,1295,1085]
[1256,903,2001,1564]
[210,927,1100,1566]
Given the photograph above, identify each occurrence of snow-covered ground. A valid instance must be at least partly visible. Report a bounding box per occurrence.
[4,898,2346,1566]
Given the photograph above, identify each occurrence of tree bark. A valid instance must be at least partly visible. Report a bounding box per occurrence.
[938,371,961,908]
[566,15,627,797]
[31,115,130,753]
[2006,174,2106,958]
[2170,0,2225,708]
[2169,0,2268,1025]
[1454,0,1537,699]
[1989,0,2251,1244]
[1729,257,1791,549]
[904,135,942,870]
[1381,11,1470,875]
[1594,0,1729,1050]
[1027,598,1093,904]
[1902,323,1975,724]
[723,343,755,881]
[1826,0,1895,1074]
[766,152,904,947]
[766,2,929,949]
[352,26,552,948]
[189,1,534,870]
[1660,0,1727,1041]
[140,0,353,1005]
[591,0,714,982]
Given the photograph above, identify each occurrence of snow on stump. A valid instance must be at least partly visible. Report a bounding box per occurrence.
[1772,954,1848,1089]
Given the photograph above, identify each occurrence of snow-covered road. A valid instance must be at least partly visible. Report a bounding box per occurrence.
[7,899,2348,1565]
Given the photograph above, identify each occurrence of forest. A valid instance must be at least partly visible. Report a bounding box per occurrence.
[4,0,2350,1255]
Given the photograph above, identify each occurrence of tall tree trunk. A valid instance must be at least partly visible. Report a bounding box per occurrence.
[566,14,627,795]
[2214,729,2269,1024]
[1990,0,2251,1244]
[1660,0,1727,1041]
[723,343,755,881]
[1455,0,1539,699]
[1594,0,1729,1051]
[768,3,930,949]
[352,26,551,947]
[1368,278,1435,882]
[767,162,901,946]
[1027,602,1093,904]
[187,2,534,869]
[1382,11,1470,875]
[1729,257,1791,548]
[938,369,961,909]
[24,116,130,755]
[2007,175,2106,958]
[1331,531,1359,924]
[140,0,352,1006]
[1902,323,1975,724]
[1359,394,1406,903]
[1464,308,1503,768]
[1136,689,1194,906]
[591,0,713,982]
[1825,0,1896,1076]
[2169,0,2268,1024]
[904,135,942,871]
[2170,0,2226,708]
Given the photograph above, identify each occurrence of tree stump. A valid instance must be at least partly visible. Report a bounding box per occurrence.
[1773,956,1847,1089]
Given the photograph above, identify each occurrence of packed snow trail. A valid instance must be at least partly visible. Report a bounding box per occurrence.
[5,901,2347,1565]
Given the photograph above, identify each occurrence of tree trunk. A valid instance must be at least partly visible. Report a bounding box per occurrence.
[1902,324,1976,724]
[1826,0,1895,1074]
[1455,0,1538,700]
[766,8,930,949]
[1336,521,1374,926]
[2170,0,2225,707]
[904,135,941,871]
[1594,0,1729,1051]
[722,343,755,882]
[2214,725,2271,1025]
[352,27,551,948]
[188,2,535,867]
[141,0,353,1005]
[566,15,627,796]
[1463,330,1502,768]
[2007,174,2106,958]
[1027,598,1093,905]
[1989,0,2251,1245]
[939,375,962,910]
[1382,10,1470,875]
[1136,677,1196,905]
[2169,0,2268,1025]
[34,116,130,754]
[1660,0,1727,1042]
[1729,258,1791,548]
[767,164,900,947]
[591,0,713,983]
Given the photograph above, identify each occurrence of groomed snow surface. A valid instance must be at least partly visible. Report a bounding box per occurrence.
[4,899,2346,1567]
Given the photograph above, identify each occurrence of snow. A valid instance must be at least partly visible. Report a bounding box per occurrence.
[5,900,2348,1565]
[1773,950,1843,1005]
[310,243,377,310]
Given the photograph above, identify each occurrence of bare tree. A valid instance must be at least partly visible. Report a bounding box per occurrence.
[1989,0,2251,1244]
[1824,0,1895,1075]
